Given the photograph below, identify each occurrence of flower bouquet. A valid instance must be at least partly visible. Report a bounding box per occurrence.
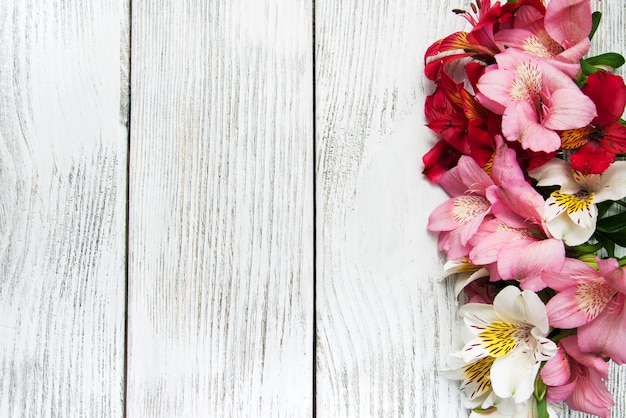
[422,0,626,416]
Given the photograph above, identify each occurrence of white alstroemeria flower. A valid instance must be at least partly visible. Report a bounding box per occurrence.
[441,258,489,299]
[529,159,626,246]
[458,286,557,404]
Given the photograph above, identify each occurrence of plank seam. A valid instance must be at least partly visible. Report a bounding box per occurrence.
[312,0,318,416]
[123,0,133,416]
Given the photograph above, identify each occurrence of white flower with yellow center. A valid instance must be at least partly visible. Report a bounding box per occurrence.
[458,286,557,404]
[529,159,626,246]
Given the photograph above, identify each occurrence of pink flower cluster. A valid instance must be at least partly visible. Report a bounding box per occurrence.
[423,1,626,417]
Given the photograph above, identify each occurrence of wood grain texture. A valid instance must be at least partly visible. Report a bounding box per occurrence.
[127,0,314,416]
[0,1,129,417]
[315,0,466,416]
[315,0,626,417]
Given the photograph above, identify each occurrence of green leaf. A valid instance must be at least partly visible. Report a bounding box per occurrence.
[597,210,626,233]
[601,231,626,248]
[566,243,603,259]
[596,200,616,218]
[589,11,602,40]
[584,53,626,70]
[594,232,615,258]
[580,58,597,77]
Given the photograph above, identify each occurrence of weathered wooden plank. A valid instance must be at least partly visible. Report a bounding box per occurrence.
[126,1,314,416]
[315,0,626,417]
[315,0,466,416]
[0,1,129,417]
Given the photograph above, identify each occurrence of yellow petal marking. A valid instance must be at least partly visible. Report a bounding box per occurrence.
[550,190,595,214]
[560,126,594,149]
[479,321,517,357]
[462,357,495,398]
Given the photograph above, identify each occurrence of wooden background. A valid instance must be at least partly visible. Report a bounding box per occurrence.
[1,0,624,416]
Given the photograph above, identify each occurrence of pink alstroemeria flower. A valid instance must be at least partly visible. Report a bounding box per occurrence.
[543,257,626,364]
[477,49,596,153]
[540,335,614,418]
[428,156,494,260]
[494,0,592,78]
[466,144,565,290]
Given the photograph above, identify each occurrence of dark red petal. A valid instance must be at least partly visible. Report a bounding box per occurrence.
[422,140,462,183]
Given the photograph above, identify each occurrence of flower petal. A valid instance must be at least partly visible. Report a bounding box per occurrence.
[590,160,626,203]
[544,0,592,50]
[502,100,561,152]
[546,287,600,328]
[490,349,538,403]
[476,68,516,114]
[542,88,596,131]
[529,158,579,191]
[582,71,626,127]
[545,211,594,246]
[540,345,571,387]
[496,239,564,292]
[493,286,550,333]
[598,257,626,294]
[578,294,626,364]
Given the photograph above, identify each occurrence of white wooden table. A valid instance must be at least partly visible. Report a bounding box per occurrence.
[1,1,624,416]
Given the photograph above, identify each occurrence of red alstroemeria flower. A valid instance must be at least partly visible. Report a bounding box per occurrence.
[423,65,499,182]
[424,0,546,80]
[563,71,626,174]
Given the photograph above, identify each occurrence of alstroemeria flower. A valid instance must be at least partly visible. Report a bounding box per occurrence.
[529,159,626,246]
[423,65,497,182]
[441,258,490,299]
[564,71,626,174]
[540,335,614,418]
[459,286,557,403]
[494,0,592,78]
[542,257,626,364]
[424,0,546,79]
[428,156,495,259]
[477,49,596,152]
[466,144,565,290]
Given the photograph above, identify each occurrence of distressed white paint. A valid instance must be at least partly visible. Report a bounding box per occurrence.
[126,0,314,416]
[0,1,128,417]
[1,0,625,417]
[315,0,467,416]
[315,0,626,417]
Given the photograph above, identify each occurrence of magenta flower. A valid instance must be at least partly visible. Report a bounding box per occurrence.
[476,49,596,152]
[494,0,592,78]
[540,335,614,418]
[543,257,626,364]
